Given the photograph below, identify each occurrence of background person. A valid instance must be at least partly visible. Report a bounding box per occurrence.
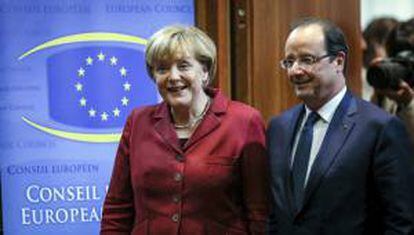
[361,17,398,100]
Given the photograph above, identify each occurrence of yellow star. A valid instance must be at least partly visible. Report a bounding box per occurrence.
[121,96,129,106]
[113,108,120,117]
[79,97,87,106]
[101,112,108,121]
[78,68,85,77]
[119,67,127,77]
[86,56,93,65]
[97,52,105,61]
[110,56,118,66]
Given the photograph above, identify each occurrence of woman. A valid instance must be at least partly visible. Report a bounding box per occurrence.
[101,25,269,234]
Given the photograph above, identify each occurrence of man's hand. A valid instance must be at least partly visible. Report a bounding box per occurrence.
[376,81,414,106]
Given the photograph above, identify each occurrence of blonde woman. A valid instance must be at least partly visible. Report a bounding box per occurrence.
[101,25,269,235]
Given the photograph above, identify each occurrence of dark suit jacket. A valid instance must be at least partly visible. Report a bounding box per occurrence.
[267,91,414,235]
[101,89,269,235]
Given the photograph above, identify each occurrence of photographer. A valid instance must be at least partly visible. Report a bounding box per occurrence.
[368,18,414,145]
[362,17,398,100]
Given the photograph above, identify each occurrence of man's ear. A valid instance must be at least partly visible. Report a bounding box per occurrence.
[335,51,346,71]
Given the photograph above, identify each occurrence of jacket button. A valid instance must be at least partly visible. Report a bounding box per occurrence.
[175,154,185,162]
[174,172,183,182]
[172,195,181,203]
[171,213,180,222]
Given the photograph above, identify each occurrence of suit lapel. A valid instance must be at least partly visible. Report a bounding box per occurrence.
[284,105,305,216]
[184,112,221,149]
[152,89,228,153]
[185,91,228,150]
[301,92,357,209]
[153,103,182,153]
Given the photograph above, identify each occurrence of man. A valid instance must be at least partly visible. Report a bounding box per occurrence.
[267,18,414,235]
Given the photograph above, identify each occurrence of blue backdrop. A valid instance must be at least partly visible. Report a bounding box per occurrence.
[0,1,194,234]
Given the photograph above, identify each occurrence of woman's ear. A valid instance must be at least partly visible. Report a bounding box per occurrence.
[202,65,209,86]
[202,74,209,87]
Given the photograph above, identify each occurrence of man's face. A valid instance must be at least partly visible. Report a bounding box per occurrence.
[284,24,345,109]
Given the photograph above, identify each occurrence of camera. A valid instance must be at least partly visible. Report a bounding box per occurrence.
[367,50,414,90]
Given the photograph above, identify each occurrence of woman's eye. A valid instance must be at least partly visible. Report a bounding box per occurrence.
[155,67,168,74]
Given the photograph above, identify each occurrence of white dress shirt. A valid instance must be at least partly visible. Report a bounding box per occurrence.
[291,86,347,187]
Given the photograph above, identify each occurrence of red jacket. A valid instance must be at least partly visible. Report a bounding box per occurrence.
[101,89,269,235]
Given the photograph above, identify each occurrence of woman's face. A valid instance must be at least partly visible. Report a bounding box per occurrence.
[153,54,209,108]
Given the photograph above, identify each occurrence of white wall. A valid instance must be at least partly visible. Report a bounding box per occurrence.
[361,0,414,28]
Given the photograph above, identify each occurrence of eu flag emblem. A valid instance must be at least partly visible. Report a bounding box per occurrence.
[47,47,157,129]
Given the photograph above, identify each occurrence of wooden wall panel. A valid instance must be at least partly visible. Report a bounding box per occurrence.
[240,0,362,121]
[231,0,252,103]
[196,0,362,121]
[195,0,231,97]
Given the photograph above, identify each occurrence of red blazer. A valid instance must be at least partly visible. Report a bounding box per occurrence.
[101,89,269,235]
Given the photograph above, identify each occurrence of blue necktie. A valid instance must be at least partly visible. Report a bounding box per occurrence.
[291,111,319,211]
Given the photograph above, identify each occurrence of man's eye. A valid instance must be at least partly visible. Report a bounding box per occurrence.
[284,60,295,67]
[301,56,315,65]
[178,63,190,70]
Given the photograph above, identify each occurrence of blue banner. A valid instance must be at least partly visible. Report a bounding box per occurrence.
[0,1,194,234]
[47,46,156,128]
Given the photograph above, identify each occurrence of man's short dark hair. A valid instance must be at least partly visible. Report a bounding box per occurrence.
[290,17,349,74]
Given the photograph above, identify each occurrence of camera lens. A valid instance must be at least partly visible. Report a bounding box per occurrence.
[367,61,410,90]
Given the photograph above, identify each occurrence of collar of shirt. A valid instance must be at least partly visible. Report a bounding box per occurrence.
[304,86,347,124]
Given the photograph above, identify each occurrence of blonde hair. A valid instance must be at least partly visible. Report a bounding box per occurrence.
[145,25,217,84]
